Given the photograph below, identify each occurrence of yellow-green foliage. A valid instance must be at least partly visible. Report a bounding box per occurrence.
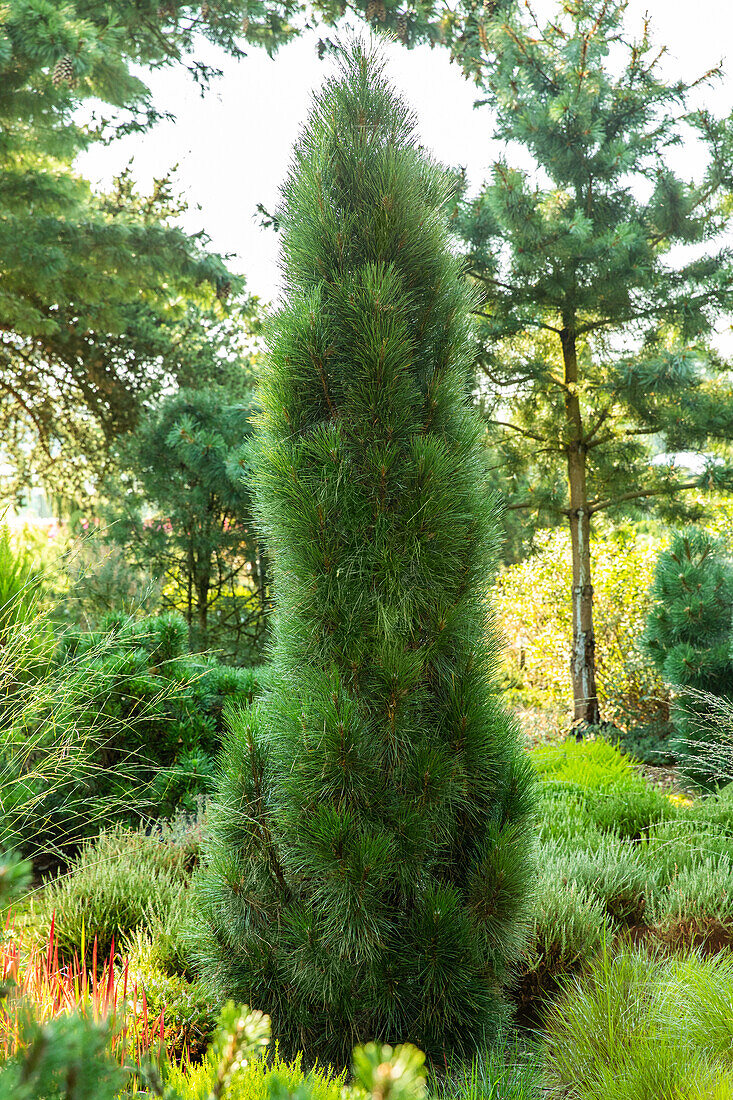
[532,738,638,788]
[495,526,667,725]
[543,947,733,1100]
[167,1030,346,1100]
[175,1051,345,1100]
[533,738,675,840]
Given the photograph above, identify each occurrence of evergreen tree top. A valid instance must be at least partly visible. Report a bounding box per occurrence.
[263,41,480,449]
[455,0,733,344]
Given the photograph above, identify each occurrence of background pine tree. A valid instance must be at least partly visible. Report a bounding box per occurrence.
[0,0,284,500]
[191,42,535,1065]
[448,0,733,726]
[106,387,268,662]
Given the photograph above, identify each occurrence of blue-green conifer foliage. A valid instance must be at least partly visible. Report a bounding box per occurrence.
[191,43,535,1064]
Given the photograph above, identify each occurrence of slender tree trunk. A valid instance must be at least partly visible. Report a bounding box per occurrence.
[196,588,209,650]
[561,325,600,727]
[194,552,210,652]
[186,536,195,650]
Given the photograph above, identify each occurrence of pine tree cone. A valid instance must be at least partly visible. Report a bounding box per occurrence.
[365,0,378,20]
[396,13,408,41]
[376,0,387,21]
[52,55,75,88]
[200,1,210,20]
[241,15,250,32]
[216,279,232,302]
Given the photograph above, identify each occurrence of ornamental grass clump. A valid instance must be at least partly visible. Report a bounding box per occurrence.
[191,42,535,1065]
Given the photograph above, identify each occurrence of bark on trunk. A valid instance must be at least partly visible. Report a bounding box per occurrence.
[195,573,210,651]
[561,326,600,728]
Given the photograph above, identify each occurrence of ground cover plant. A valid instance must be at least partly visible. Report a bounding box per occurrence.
[516,736,733,1025]
[191,42,535,1065]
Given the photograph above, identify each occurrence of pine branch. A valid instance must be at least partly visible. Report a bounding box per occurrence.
[588,479,699,514]
[485,418,557,448]
[583,405,614,446]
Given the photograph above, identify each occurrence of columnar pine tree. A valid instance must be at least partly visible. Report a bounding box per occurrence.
[192,43,535,1065]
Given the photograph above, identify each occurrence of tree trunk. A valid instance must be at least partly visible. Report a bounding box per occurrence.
[194,563,210,651]
[196,594,209,650]
[561,326,600,728]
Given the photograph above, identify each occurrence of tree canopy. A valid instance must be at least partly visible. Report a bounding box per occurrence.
[0,0,285,499]
[107,387,266,661]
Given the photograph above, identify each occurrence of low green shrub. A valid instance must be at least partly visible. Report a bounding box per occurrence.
[647,813,733,882]
[531,738,638,788]
[533,739,675,842]
[50,611,259,765]
[651,857,733,946]
[585,780,674,840]
[687,784,733,835]
[35,825,192,964]
[536,782,606,847]
[611,720,676,766]
[122,942,217,1062]
[545,836,652,927]
[543,946,733,1100]
[4,612,267,844]
[518,864,609,1015]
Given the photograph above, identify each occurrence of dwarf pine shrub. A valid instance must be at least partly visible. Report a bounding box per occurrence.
[644,528,733,780]
[191,43,535,1064]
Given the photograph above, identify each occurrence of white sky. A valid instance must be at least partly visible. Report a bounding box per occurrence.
[79,0,733,306]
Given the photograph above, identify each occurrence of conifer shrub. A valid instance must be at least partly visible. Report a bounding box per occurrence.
[191,43,535,1064]
[643,528,733,779]
[51,611,257,765]
[4,611,262,850]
